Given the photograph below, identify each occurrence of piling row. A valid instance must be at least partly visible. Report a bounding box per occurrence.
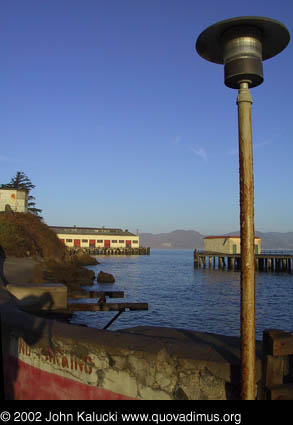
[69,247,150,256]
[194,250,293,272]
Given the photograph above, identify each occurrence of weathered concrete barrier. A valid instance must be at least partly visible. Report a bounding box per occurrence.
[6,284,67,310]
[0,288,262,400]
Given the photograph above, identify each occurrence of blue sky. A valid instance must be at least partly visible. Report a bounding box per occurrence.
[1,0,292,235]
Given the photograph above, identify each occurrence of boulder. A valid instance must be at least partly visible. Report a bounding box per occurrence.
[97,271,115,284]
[71,249,99,266]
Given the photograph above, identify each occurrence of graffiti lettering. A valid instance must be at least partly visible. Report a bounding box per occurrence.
[18,338,93,375]
[18,338,31,357]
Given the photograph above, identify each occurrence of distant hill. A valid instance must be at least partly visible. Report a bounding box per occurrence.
[140,230,204,250]
[140,230,293,250]
[225,231,293,250]
[256,231,293,250]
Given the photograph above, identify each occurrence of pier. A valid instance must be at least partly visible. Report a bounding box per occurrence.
[194,249,293,272]
[69,246,150,256]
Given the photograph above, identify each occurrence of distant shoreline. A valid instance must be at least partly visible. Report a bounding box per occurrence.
[140,229,293,250]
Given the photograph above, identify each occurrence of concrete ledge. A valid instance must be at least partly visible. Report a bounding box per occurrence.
[6,283,67,310]
[0,287,262,400]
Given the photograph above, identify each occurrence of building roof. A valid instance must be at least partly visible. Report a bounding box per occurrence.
[50,226,136,237]
[0,187,28,192]
[204,235,261,239]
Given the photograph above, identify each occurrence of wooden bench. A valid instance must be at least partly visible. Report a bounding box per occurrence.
[67,290,148,330]
[262,329,293,399]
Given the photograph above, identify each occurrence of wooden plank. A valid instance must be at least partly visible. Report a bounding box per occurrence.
[269,384,293,400]
[69,291,124,299]
[67,302,148,312]
[263,354,285,388]
[88,291,124,299]
[273,334,293,357]
[263,329,293,357]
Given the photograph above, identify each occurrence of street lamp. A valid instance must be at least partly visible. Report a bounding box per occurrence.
[196,17,290,400]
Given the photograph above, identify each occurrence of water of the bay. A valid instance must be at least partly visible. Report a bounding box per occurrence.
[70,249,293,339]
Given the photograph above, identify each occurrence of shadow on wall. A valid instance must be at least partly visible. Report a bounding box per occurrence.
[0,290,54,400]
[0,246,9,287]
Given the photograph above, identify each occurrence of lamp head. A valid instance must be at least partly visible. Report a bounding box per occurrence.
[196,17,290,89]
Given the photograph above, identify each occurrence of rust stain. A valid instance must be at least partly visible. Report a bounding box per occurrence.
[237,84,256,400]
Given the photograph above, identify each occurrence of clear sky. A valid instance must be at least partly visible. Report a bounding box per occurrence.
[1,0,292,235]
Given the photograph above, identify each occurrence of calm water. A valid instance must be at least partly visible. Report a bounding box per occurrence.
[70,249,293,339]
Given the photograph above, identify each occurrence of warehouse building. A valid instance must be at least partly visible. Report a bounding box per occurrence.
[50,226,139,249]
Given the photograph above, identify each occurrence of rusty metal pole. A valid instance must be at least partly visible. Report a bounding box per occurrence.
[237,81,256,400]
[196,15,289,401]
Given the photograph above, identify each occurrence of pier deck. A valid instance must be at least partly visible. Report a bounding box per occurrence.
[194,250,293,272]
[69,247,150,256]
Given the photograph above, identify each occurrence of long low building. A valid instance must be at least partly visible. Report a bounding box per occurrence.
[50,226,139,249]
[203,235,261,254]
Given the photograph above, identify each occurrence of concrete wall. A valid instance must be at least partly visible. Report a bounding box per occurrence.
[0,189,28,213]
[0,288,262,400]
[204,237,261,254]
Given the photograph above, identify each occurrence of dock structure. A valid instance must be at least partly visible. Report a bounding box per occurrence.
[69,246,150,256]
[194,249,293,272]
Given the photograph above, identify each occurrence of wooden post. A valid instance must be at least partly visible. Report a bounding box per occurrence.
[255,258,259,271]
[194,249,199,268]
[282,258,287,271]
[228,257,232,270]
[262,329,293,400]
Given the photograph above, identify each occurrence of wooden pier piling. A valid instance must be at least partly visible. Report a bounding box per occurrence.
[70,247,150,256]
[194,250,293,273]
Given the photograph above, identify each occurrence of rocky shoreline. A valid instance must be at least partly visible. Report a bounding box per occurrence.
[1,250,98,298]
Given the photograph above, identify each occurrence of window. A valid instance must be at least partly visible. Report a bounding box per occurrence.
[119,240,124,243]
[133,240,138,244]
[66,239,72,242]
[82,239,88,243]
[97,240,103,243]
[112,240,117,243]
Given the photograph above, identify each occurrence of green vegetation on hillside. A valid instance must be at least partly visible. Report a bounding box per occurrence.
[0,212,67,257]
[0,212,97,296]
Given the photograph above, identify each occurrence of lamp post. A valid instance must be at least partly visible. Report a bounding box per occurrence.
[196,17,289,400]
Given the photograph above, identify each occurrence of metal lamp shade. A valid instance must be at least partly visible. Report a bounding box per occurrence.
[196,16,290,88]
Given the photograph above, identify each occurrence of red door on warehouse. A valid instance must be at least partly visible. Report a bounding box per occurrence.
[126,240,132,248]
[104,240,111,248]
[74,239,80,247]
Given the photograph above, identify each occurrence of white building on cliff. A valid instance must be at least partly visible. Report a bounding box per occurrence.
[0,188,28,213]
